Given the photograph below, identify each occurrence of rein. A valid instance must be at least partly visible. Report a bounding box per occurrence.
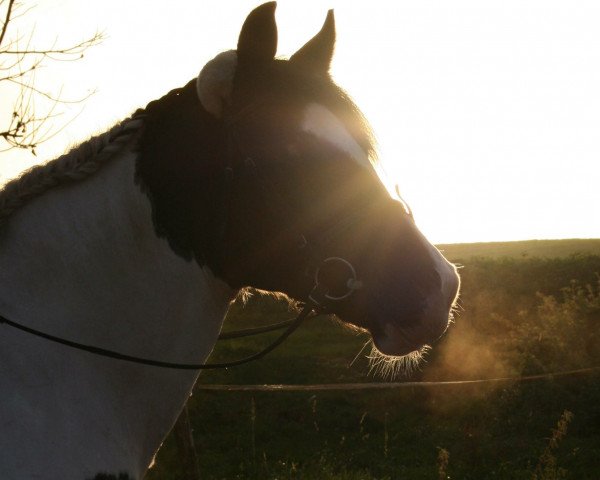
[0,260,357,370]
[0,98,365,370]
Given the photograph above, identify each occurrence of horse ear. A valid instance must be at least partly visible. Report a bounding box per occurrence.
[290,10,335,74]
[237,2,278,64]
[197,3,277,118]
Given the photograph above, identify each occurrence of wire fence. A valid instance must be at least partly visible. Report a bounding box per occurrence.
[196,366,600,392]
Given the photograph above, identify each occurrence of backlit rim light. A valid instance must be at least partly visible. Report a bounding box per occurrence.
[367,342,430,380]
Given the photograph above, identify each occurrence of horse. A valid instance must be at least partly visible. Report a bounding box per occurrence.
[0,3,460,479]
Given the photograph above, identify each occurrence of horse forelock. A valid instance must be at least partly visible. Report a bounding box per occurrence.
[0,114,145,228]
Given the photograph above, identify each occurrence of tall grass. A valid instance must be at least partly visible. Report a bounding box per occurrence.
[437,447,450,480]
[146,253,600,479]
[532,410,574,480]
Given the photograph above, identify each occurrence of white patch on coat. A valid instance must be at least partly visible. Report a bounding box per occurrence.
[301,103,371,169]
[196,50,237,118]
[0,149,235,479]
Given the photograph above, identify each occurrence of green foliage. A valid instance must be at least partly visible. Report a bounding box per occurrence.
[533,410,574,480]
[145,245,600,480]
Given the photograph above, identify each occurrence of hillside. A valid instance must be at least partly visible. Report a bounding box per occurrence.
[436,238,600,262]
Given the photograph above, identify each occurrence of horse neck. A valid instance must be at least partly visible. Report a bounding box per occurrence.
[0,144,235,479]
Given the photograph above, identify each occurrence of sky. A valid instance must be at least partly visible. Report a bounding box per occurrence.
[1,0,599,244]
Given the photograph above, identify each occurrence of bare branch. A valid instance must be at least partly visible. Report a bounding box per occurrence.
[0,29,25,52]
[0,59,39,80]
[7,78,96,104]
[0,3,103,156]
[4,2,34,24]
[0,53,28,71]
[0,0,15,48]
[33,107,81,149]
[2,31,105,58]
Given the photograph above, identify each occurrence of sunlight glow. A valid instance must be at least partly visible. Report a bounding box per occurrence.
[367,343,431,380]
[1,0,599,243]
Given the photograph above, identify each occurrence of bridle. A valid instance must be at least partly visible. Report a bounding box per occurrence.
[0,101,367,370]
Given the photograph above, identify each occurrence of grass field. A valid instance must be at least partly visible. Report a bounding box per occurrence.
[437,238,600,261]
[146,240,600,479]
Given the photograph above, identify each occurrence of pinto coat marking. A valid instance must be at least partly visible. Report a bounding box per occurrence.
[0,3,459,479]
[0,141,234,478]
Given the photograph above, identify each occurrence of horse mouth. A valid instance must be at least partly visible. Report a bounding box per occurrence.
[365,297,455,357]
[371,327,426,357]
[336,301,452,357]
[336,311,434,357]
[369,318,450,357]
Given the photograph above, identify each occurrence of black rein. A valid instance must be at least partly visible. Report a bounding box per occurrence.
[0,284,329,370]
[0,99,366,371]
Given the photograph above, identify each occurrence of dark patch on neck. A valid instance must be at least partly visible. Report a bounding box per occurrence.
[133,66,386,298]
[88,473,132,480]
[135,79,228,277]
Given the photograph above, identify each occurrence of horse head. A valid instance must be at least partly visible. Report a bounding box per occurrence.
[140,2,460,361]
[196,2,461,360]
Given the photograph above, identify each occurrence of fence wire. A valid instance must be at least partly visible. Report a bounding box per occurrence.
[196,366,600,392]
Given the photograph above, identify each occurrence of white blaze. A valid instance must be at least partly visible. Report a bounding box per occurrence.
[301,103,371,169]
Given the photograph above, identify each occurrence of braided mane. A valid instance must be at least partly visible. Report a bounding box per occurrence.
[0,113,146,227]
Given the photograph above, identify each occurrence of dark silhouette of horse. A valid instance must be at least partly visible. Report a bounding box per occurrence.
[0,3,459,478]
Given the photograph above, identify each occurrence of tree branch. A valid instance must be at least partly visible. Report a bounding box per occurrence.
[0,2,103,156]
[7,78,96,104]
[2,31,105,58]
[0,0,16,47]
